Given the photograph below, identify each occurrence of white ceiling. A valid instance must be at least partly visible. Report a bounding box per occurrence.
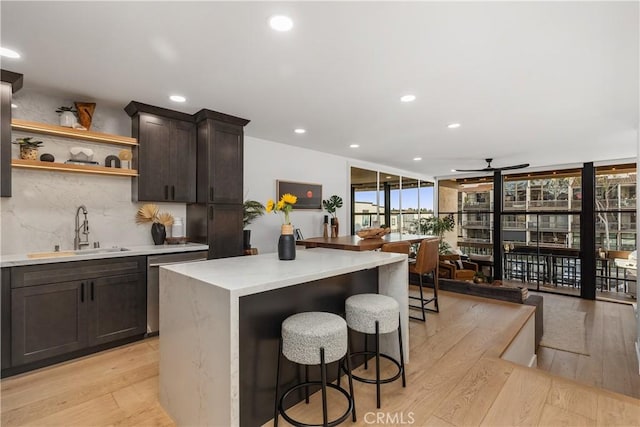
[1,1,638,178]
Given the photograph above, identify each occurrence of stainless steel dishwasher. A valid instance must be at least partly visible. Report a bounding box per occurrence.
[147,251,208,335]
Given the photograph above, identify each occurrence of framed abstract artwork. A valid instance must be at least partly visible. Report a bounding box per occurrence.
[276,180,322,210]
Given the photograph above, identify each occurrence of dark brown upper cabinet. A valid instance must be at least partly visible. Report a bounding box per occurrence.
[125,101,196,203]
[1,70,24,198]
[194,109,250,205]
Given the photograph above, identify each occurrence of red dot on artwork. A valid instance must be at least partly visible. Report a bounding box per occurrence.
[307,191,313,198]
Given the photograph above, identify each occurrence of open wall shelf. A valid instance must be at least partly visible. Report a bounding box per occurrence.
[12,159,138,177]
[11,119,137,146]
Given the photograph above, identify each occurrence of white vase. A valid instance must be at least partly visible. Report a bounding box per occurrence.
[59,111,77,128]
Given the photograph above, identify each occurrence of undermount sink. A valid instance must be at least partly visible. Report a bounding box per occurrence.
[74,247,130,255]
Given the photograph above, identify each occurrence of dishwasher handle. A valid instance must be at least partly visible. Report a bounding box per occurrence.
[149,258,207,268]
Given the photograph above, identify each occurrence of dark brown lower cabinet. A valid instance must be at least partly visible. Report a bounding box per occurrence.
[11,280,88,366]
[88,273,146,346]
[5,257,146,373]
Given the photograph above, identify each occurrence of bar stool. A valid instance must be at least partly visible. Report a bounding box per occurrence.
[343,294,406,409]
[274,312,356,427]
[409,238,440,321]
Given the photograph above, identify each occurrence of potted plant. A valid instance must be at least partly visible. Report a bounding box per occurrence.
[266,193,298,260]
[243,200,265,250]
[55,105,78,127]
[13,137,44,160]
[322,195,343,237]
[419,214,455,254]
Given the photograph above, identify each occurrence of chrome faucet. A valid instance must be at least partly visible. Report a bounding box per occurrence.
[74,205,90,250]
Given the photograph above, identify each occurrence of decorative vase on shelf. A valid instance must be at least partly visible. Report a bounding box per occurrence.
[243,229,252,250]
[278,224,296,260]
[330,217,339,238]
[59,111,77,128]
[19,146,38,160]
[151,223,166,245]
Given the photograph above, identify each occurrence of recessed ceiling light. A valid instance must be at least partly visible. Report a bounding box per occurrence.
[400,94,416,103]
[349,144,360,148]
[270,15,293,32]
[0,47,20,58]
[413,157,422,161]
[169,95,186,103]
[294,128,306,134]
[451,169,457,172]
[448,123,461,129]
[11,103,17,109]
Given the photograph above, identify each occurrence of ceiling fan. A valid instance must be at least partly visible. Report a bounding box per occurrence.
[453,158,530,172]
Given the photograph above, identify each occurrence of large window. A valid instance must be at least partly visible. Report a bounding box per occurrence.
[351,167,433,234]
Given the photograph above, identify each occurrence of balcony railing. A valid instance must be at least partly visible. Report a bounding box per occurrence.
[462,202,492,210]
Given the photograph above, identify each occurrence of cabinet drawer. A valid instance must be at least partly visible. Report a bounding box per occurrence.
[11,256,145,288]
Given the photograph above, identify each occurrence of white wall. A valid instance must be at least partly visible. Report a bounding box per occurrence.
[0,88,185,255]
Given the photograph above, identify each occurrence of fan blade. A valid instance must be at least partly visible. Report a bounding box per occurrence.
[452,167,495,172]
[498,163,530,171]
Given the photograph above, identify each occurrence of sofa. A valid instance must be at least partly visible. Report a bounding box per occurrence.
[438,278,544,349]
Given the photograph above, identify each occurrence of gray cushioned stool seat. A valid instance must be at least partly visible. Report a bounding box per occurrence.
[282,312,347,365]
[346,294,399,334]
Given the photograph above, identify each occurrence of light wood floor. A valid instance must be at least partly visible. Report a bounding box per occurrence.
[1,291,638,426]
[533,291,640,399]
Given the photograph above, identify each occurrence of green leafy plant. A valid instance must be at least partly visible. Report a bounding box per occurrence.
[322,195,343,218]
[12,137,44,148]
[419,214,455,253]
[55,106,77,114]
[243,200,266,228]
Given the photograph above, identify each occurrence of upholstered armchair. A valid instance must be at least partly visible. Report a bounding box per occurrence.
[438,254,478,281]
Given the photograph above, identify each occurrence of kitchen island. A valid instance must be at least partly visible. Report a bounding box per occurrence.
[158,248,408,427]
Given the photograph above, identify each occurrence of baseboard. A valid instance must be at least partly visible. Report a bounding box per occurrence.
[528,354,538,368]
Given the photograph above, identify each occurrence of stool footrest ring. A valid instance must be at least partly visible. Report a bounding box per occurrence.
[279,382,354,427]
[342,351,403,384]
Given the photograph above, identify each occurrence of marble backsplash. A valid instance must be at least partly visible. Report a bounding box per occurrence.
[0,88,186,255]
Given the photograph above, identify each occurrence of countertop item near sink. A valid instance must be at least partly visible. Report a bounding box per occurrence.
[1,243,209,268]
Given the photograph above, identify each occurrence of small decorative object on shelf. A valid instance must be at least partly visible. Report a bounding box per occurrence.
[322,195,343,237]
[104,155,121,168]
[323,215,329,238]
[135,204,174,245]
[356,227,391,239]
[55,106,78,128]
[13,137,44,160]
[69,146,94,162]
[266,193,297,260]
[39,153,55,162]
[74,102,96,130]
[118,149,132,169]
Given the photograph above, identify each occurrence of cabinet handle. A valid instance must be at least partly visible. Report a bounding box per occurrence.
[91,281,95,301]
[210,187,213,202]
[81,282,85,302]
[209,206,213,220]
[164,185,169,200]
[171,185,175,200]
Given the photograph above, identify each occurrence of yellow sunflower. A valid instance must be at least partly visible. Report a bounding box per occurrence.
[266,199,275,213]
[276,200,285,210]
[281,193,297,205]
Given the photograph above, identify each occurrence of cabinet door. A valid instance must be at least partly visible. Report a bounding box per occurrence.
[208,204,243,259]
[208,122,243,204]
[11,281,88,366]
[137,113,172,201]
[1,82,12,197]
[170,119,196,203]
[88,273,146,347]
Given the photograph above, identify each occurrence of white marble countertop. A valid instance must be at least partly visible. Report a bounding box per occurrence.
[163,248,406,297]
[0,243,209,268]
